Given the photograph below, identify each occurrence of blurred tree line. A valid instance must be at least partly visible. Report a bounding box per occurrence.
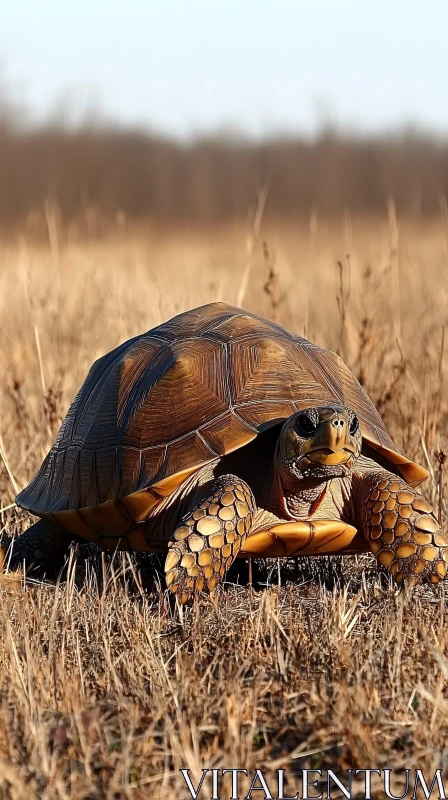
[1,89,448,230]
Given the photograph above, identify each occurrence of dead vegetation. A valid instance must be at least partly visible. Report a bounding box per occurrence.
[0,211,447,798]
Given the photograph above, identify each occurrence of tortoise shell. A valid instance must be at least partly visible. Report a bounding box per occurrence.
[16,303,428,539]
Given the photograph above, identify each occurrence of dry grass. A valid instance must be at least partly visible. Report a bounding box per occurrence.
[0,212,448,798]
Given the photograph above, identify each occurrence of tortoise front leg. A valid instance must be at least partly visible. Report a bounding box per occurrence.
[165,474,256,603]
[355,471,448,586]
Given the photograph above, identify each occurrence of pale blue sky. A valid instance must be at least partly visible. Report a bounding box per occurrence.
[1,0,447,137]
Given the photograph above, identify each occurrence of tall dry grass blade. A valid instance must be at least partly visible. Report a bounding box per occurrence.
[44,196,61,269]
[236,177,270,307]
[387,197,402,342]
[33,322,47,399]
[0,432,20,495]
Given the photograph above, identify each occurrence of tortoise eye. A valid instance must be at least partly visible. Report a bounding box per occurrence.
[349,415,359,435]
[296,413,317,438]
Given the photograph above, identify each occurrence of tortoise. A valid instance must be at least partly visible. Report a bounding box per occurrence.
[9,302,447,601]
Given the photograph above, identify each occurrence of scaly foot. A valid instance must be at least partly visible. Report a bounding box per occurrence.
[164,474,256,603]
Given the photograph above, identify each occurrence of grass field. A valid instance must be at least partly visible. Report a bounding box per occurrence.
[0,212,448,798]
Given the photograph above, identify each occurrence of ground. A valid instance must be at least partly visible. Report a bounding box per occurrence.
[0,212,447,798]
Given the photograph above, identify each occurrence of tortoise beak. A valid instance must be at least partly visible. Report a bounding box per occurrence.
[302,410,357,466]
[306,448,353,466]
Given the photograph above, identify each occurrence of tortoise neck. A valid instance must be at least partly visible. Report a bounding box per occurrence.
[270,461,351,521]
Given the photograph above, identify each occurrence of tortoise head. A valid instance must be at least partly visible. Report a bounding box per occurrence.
[277,405,362,480]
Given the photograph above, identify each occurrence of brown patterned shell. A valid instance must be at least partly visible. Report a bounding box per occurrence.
[16,303,428,538]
